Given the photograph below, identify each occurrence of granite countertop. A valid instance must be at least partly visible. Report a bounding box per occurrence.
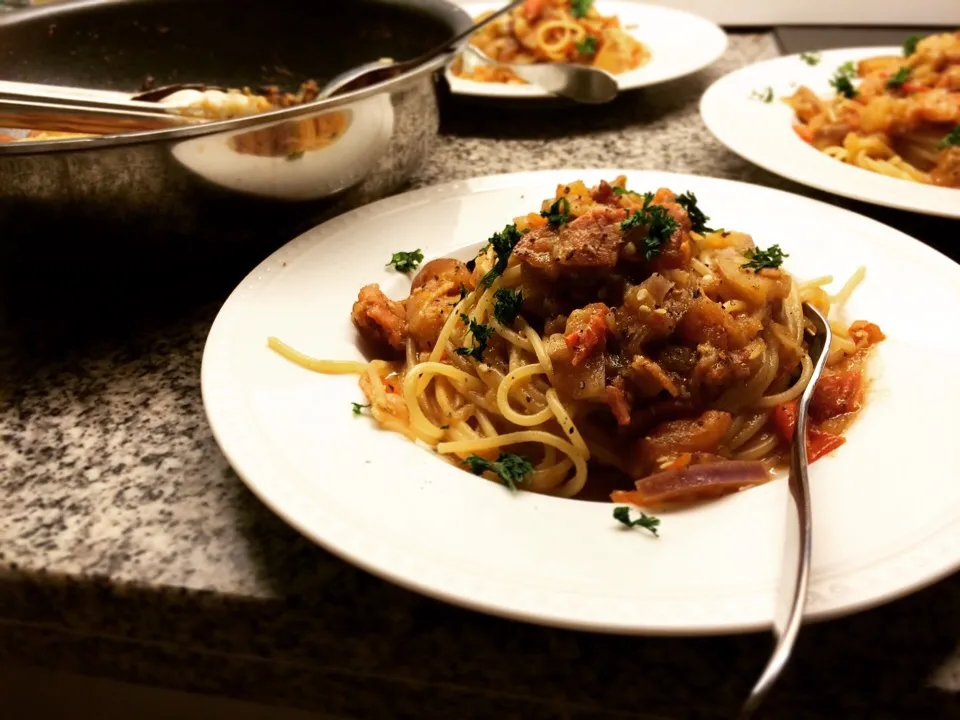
[1,32,959,720]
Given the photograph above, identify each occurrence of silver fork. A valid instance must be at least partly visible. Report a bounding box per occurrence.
[740,303,832,718]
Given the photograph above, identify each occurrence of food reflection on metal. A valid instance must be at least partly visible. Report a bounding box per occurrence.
[227,110,351,158]
[170,94,395,201]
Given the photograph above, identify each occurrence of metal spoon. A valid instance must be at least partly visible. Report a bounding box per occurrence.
[740,303,832,718]
[465,45,618,104]
[319,0,525,98]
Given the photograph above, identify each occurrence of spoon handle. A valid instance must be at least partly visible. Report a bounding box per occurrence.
[406,0,524,69]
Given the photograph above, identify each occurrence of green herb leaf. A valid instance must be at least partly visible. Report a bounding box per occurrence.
[455,313,494,360]
[463,452,534,491]
[541,196,571,226]
[829,61,858,98]
[750,87,774,103]
[480,224,523,288]
[575,36,598,55]
[742,244,789,271]
[903,35,920,56]
[886,66,910,89]
[493,288,524,326]
[676,191,713,234]
[620,193,680,260]
[570,0,594,19]
[351,402,371,415]
[938,124,960,149]
[613,506,660,537]
[286,150,305,161]
[386,249,423,273]
[612,186,634,196]
[799,52,821,66]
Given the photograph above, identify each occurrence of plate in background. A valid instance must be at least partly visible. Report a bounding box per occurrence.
[445,1,727,99]
[700,47,960,219]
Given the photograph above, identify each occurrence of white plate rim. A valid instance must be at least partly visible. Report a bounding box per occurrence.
[202,168,960,635]
[444,1,728,99]
[700,46,960,219]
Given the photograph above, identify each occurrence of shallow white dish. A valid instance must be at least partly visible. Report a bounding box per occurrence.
[202,169,960,635]
[444,1,727,99]
[700,47,960,219]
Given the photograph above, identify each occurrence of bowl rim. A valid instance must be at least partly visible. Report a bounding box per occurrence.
[0,0,472,156]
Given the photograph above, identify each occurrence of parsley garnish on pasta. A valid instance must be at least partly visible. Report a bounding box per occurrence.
[742,244,788,271]
[464,453,534,490]
[493,288,524,326]
[387,249,423,273]
[613,506,660,537]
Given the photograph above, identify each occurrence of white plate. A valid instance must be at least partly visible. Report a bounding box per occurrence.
[444,1,728,99]
[700,47,960,219]
[202,169,960,635]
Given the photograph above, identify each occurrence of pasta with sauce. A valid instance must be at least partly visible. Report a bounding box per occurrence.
[269,177,884,509]
[786,31,960,188]
[450,0,649,85]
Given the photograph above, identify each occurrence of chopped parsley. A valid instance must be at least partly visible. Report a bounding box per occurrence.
[799,52,821,66]
[886,66,910,90]
[575,36,598,55]
[493,288,524,326]
[620,192,680,260]
[613,506,660,537]
[903,35,920,56]
[613,186,638,196]
[463,452,534,491]
[351,402,371,415]
[750,87,774,103]
[541,196,571,226]
[938,124,960,149]
[455,313,494,360]
[386,248,423,273]
[286,150,305,161]
[829,61,858,98]
[570,0,594,19]
[742,244,788,271]
[676,191,713,234]
[480,223,523,288]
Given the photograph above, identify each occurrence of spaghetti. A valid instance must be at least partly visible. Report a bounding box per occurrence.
[450,0,649,85]
[270,178,884,508]
[786,31,960,188]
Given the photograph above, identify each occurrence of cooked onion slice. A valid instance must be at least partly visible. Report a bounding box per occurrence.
[611,460,770,507]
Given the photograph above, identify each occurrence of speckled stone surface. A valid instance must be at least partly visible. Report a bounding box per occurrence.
[1,32,959,720]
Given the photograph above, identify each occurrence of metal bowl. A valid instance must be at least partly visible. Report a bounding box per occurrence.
[0,0,470,267]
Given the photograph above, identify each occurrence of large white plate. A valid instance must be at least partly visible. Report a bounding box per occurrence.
[202,169,960,635]
[700,47,960,219]
[444,1,728,99]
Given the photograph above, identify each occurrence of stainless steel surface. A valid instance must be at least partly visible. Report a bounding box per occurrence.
[0,0,471,260]
[321,0,523,98]
[466,45,619,104]
[740,303,832,718]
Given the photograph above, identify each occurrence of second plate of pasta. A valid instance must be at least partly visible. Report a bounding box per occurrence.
[445,0,727,99]
[700,41,960,218]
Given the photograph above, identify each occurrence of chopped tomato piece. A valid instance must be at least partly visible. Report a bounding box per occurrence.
[522,0,545,21]
[793,123,815,144]
[849,320,885,348]
[772,400,846,462]
[564,309,609,366]
[807,431,846,462]
[810,370,863,422]
[901,82,927,94]
[604,381,631,426]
